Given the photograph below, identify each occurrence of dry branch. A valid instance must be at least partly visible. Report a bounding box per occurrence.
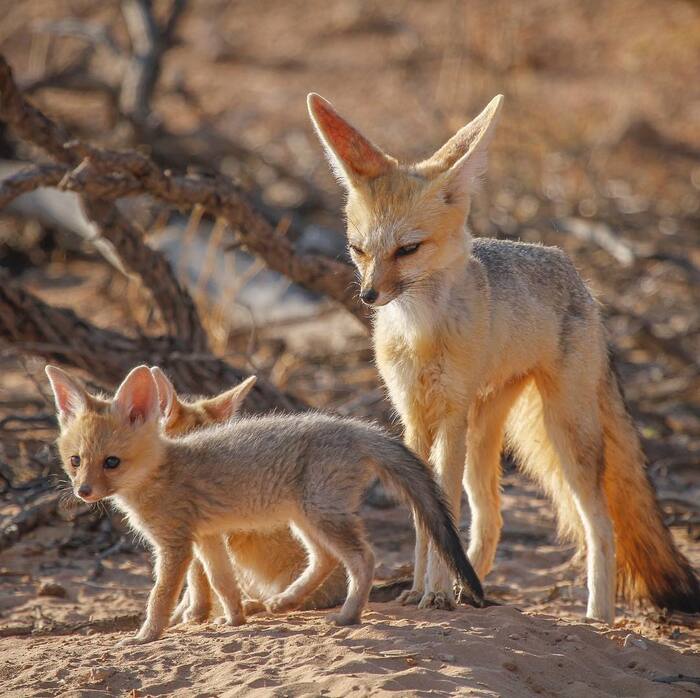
[0,52,210,347]
[0,51,370,328]
[119,0,187,128]
[0,272,302,412]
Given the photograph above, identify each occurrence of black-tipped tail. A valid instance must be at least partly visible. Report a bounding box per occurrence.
[372,437,484,605]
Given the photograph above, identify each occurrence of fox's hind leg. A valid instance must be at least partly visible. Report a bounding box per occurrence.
[537,371,616,623]
[308,514,375,626]
[197,535,246,626]
[265,523,336,613]
[464,379,527,579]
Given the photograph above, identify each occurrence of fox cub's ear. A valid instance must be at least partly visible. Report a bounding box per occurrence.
[203,375,257,421]
[45,365,88,427]
[307,93,395,188]
[112,365,160,425]
[150,366,180,425]
[420,95,503,198]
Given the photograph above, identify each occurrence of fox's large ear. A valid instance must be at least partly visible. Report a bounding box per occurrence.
[420,95,503,199]
[112,365,160,425]
[45,365,88,427]
[307,93,395,189]
[203,375,256,422]
[150,366,181,425]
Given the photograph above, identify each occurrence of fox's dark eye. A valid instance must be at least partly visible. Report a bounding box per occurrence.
[395,243,420,258]
[70,455,80,468]
[103,456,121,469]
[349,244,365,256]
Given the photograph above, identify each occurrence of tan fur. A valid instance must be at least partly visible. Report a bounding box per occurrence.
[149,368,351,622]
[308,93,700,621]
[46,365,481,644]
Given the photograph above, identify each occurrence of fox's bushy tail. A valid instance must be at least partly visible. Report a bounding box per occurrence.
[601,359,700,612]
[369,437,484,605]
[506,363,700,613]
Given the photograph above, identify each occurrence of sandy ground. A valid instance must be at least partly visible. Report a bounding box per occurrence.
[1,473,698,697]
[1,0,699,695]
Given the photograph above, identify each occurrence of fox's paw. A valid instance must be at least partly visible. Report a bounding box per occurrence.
[266,594,301,614]
[397,589,424,606]
[418,590,456,611]
[326,611,361,627]
[243,598,267,615]
[214,613,246,627]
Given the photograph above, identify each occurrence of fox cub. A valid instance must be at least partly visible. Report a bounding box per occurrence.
[308,93,700,622]
[147,367,363,623]
[46,364,483,644]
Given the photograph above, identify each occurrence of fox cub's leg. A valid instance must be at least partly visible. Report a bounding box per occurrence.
[180,559,213,623]
[464,380,525,579]
[119,543,192,646]
[421,415,468,611]
[266,522,336,613]
[307,513,375,626]
[397,423,432,606]
[539,378,616,624]
[197,535,246,626]
[170,587,189,625]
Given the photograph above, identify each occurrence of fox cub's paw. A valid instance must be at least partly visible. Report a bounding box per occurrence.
[326,611,361,627]
[182,604,211,624]
[266,594,301,614]
[117,631,161,647]
[243,598,267,615]
[214,613,246,627]
[397,589,424,606]
[418,590,456,611]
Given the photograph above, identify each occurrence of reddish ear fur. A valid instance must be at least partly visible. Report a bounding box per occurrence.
[113,365,160,425]
[45,365,87,425]
[150,367,176,415]
[307,93,394,184]
[203,375,257,421]
[418,95,504,195]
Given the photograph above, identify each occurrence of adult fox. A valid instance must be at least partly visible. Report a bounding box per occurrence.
[307,92,699,622]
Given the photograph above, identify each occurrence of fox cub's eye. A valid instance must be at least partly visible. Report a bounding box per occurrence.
[349,244,365,256]
[103,456,121,469]
[70,455,80,468]
[395,243,420,258]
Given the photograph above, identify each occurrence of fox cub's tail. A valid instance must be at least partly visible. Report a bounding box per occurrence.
[601,357,700,612]
[370,438,484,605]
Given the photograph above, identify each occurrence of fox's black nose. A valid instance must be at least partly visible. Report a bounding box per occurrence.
[78,484,92,498]
[360,288,378,305]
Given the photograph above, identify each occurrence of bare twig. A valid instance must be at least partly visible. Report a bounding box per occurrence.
[0,150,369,327]
[0,52,210,347]
[0,272,302,413]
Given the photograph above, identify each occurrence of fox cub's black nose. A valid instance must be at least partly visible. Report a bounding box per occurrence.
[78,484,92,497]
[360,288,378,305]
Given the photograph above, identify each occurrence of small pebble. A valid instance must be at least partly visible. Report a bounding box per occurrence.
[503,661,518,672]
[623,634,647,650]
[37,581,67,598]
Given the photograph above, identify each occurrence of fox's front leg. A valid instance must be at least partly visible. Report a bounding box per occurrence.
[397,422,432,606]
[119,543,192,646]
[464,380,525,579]
[420,414,468,611]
